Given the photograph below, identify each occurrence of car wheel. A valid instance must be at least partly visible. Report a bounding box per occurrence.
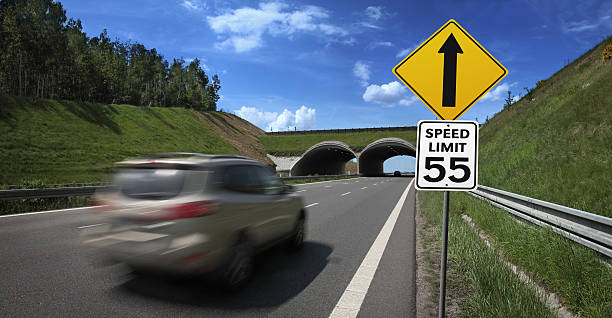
[287,217,305,251]
[221,237,253,290]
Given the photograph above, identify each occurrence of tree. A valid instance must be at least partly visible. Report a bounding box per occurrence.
[0,0,221,111]
[503,91,513,110]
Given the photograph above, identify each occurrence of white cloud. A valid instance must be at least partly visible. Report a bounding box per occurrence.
[234,106,279,128]
[512,95,520,103]
[362,81,417,107]
[395,47,413,58]
[268,109,295,131]
[318,23,348,36]
[369,41,393,49]
[395,41,424,58]
[364,6,383,21]
[564,15,611,32]
[358,6,388,30]
[358,22,382,30]
[353,61,370,87]
[181,0,204,12]
[207,2,348,52]
[340,37,356,46]
[481,83,511,101]
[294,106,316,129]
[234,105,316,131]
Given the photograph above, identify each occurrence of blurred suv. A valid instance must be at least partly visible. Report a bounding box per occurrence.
[82,153,306,288]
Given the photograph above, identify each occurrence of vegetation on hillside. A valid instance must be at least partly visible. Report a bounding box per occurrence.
[260,130,418,156]
[0,0,220,110]
[0,96,236,185]
[418,37,612,317]
[479,35,612,215]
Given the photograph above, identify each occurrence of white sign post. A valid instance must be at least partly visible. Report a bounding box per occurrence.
[415,120,478,318]
[415,120,478,191]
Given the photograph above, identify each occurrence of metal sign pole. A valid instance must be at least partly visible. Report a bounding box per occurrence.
[438,190,450,318]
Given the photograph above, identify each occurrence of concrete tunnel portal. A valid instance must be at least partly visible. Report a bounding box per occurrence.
[358,138,416,176]
[290,141,356,176]
[288,138,415,177]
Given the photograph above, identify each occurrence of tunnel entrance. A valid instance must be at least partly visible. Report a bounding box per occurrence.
[290,141,357,176]
[359,138,416,176]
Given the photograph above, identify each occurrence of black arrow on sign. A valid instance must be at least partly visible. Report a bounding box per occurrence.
[438,33,463,107]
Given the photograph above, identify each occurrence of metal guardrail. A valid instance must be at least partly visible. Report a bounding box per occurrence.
[469,185,612,258]
[0,175,356,201]
[266,126,417,135]
[0,182,111,190]
[0,186,110,200]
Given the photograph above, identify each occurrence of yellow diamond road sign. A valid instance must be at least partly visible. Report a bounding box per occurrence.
[393,19,507,120]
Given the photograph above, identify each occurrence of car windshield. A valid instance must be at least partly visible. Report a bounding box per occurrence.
[115,168,186,200]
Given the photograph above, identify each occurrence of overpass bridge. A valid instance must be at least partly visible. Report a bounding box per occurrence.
[268,138,416,177]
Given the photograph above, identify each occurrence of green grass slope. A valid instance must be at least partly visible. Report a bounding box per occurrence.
[0,96,237,185]
[479,36,612,216]
[259,130,417,156]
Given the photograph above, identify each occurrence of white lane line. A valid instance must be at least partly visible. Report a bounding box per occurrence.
[0,205,100,219]
[293,177,364,188]
[296,189,307,193]
[77,223,105,229]
[340,192,351,196]
[361,187,367,190]
[305,203,319,208]
[329,179,414,318]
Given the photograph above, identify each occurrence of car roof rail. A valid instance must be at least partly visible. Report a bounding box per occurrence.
[208,154,251,160]
[137,152,251,160]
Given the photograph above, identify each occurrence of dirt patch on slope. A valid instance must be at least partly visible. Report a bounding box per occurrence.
[193,111,272,165]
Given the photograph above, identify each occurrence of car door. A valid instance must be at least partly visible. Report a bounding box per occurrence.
[219,165,270,246]
[254,166,296,239]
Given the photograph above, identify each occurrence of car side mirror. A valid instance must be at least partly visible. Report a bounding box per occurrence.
[282,184,295,194]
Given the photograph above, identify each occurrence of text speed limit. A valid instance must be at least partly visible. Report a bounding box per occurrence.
[415,120,478,191]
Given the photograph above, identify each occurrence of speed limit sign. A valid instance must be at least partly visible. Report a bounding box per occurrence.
[415,120,478,191]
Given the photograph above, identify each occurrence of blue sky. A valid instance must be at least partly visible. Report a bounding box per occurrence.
[60,0,610,171]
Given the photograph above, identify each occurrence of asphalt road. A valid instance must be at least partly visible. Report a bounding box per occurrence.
[0,177,416,317]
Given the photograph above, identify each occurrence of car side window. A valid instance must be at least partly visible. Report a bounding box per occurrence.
[256,166,284,195]
[223,165,261,194]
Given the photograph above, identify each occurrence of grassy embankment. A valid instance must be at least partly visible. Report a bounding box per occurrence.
[259,130,417,156]
[479,37,612,216]
[0,96,237,185]
[419,37,612,317]
[0,96,237,213]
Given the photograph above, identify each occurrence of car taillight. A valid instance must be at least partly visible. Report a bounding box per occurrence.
[90,199,112,213]
[163,201,217,220]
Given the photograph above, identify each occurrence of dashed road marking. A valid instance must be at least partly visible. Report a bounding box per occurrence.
[361,187,367,190]
[305,203,319,208]
[340,192,351,196]
[77,223,105,229]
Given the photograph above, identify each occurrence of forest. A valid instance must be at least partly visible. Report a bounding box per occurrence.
[0,0,220,111]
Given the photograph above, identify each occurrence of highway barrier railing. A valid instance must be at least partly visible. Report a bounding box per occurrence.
[469,185,612,258]
[0,175,357,201]
[0,185,111,200]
